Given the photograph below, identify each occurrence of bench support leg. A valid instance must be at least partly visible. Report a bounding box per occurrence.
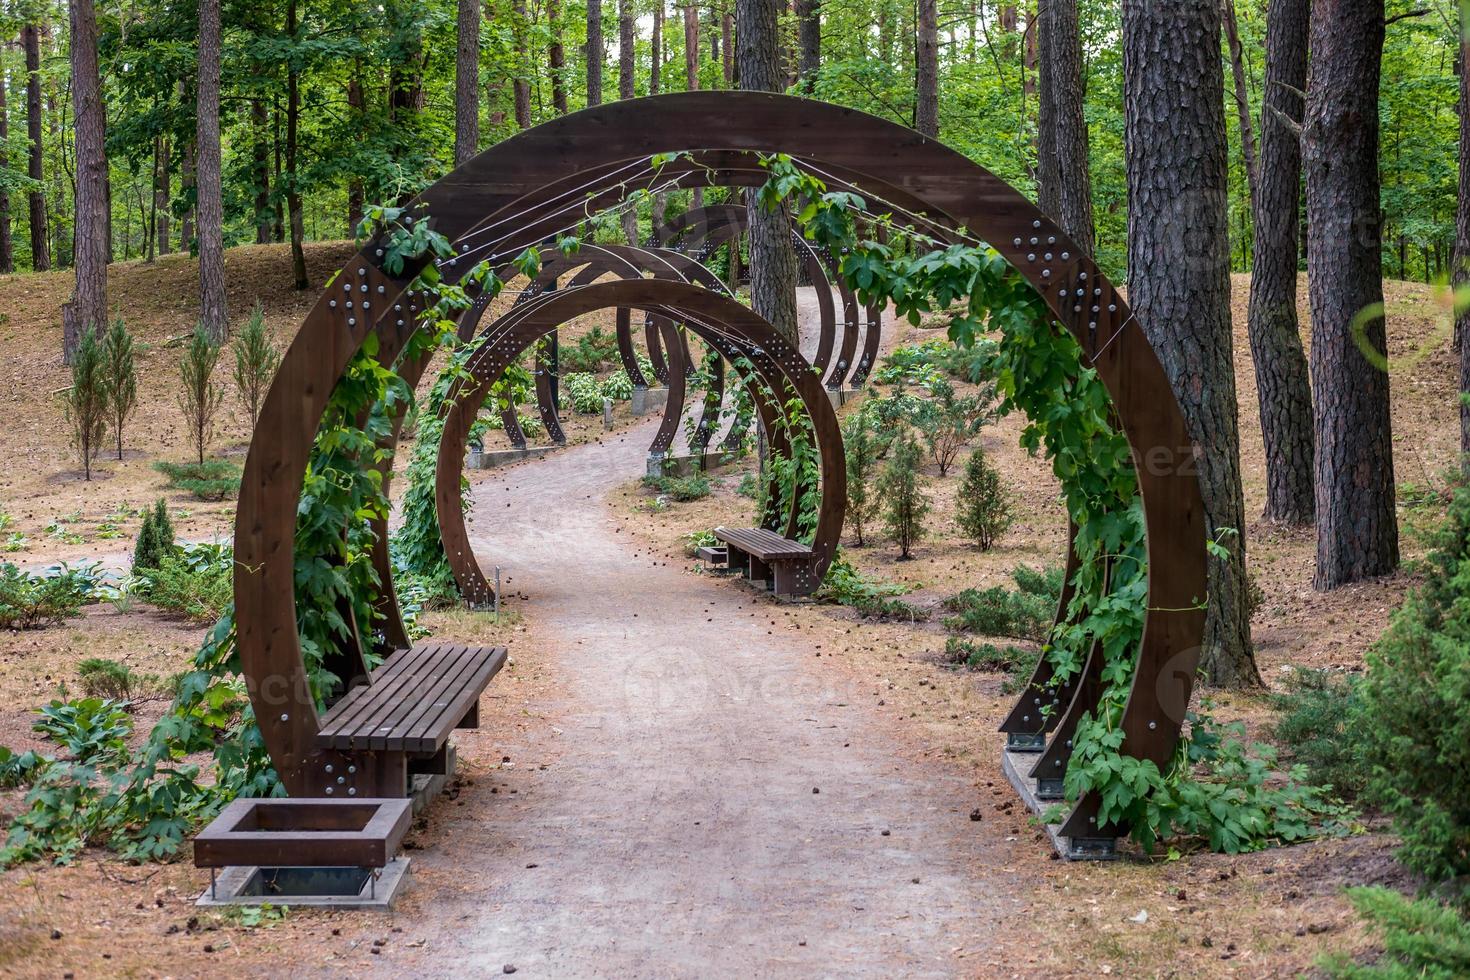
[747,555,771,586]
[305,750,409,798]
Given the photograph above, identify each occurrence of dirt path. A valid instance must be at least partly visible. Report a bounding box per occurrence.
[386,419,1025,978]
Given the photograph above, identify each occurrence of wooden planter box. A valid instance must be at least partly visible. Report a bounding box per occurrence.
[194,797,412,870]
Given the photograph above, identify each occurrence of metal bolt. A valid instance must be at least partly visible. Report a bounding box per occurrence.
[280,713,288,722]
[325,764,334,773]
[325,786,334,795]
[1148,720,1157,730]
[348,787,357,796]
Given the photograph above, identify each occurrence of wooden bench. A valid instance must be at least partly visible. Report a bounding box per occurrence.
[313,642,507,795]
[713,526,821,597]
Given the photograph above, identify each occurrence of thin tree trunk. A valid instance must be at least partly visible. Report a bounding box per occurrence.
[251,100,272,243]
[180,136,196,248]
[513,0,533,127]
[1304,0,1397,587]
[1036,0,1093,253]
[1247,0,1314,524]
[722,9,734,85]
[796,0,819,92]
[286,0,307,290]
[65,0,108,362]
[915,0,938,136]
[1122,0,1259,688]
[22,23,48,272]
[146,140,158,263]
[1222,0,1259,209]
[738,0,799,345]
[455,0,481,164]
[1459,2,1470,471]
[549,0,568,114]
[155,138,171,255]
[197,0,228,339]
[684,2,699,91]
[0,68,11,273]
[587,0,604,106]
[619,0,638,243]
[652,0,664,93]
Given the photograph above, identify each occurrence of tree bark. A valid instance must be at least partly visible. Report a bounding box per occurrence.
[512,0,533,128]
[722,8,734,85]
[1122,0,1259,687]
[684,2,700,91]
[1459,1,1470,471]
[549,0,568,114]
[796,0,820,92]
[619,0,638,243]
[738,0,799,345]
[914,0,939,136]
[180,135,196,248]
[652,0,664,93]
[66,0,108,361]
[344,78,364,234]
[587,0,604,106]
[1304,0,1397,587]
[285,0,308,290]
[1246,0,1314,524]
[1222,0,1259,210]
[1036,0,1093,253]
[0,67,11,274]
[455,0,481,164]
[155,138,171,255]
[196,0,228,340]
[22,23,47,272]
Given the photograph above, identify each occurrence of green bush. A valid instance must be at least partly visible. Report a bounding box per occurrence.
[232,304,279,429]
[1357,483,1470,886]
[955,448,1012,549]
[0,563,97,629]
[815,554,925,619]
[63,325,110,481]
[871,339,950,388]
[132,498,177,572]
[102,318,139,461]
[137,543,232,621]
[944,637,1040,692]
[153,459,242,501]
[563,372,604,414]
[1267,668,1369,800]
[1322,887,1470,978]
[77,658,162,703]
[559,326,620,373]
[177,323,224,465]
[942,566,1061,641]
[33,698,132,764]
[0,746,43,788]
[912,377,994,475]
[600,370,634,401]
[843,405,882,546]
[877,430,931,559]
[642,473,711,501]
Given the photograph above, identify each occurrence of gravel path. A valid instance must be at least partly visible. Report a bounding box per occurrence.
[392,419,1023,978]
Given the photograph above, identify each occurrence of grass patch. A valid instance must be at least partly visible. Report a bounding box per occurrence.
[153,459,242,501]
[642,473,712,501]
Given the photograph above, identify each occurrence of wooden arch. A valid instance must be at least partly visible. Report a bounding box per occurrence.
[433,279,844,605]
[235,93,1205,845]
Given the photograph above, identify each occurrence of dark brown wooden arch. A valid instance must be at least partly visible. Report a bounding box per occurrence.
[433,280,843,603]
[235,94,1205,848]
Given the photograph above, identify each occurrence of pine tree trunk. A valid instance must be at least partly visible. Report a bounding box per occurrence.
[285,0,308,290]
[684,3,699,91]
[652,1,663,93]
[1122,0,1259,688]
[619,0,637,243]
[1247,0,1314,524]
[513,0,533,128]
[251,101,272,244]
[66,0,108,362]
[1459,2,1470,472]
[914,0,939,136]
[1304,0,1397,587]
[455,0,481,164]
[179,136,196,248]
[549,0,568,114]
[796,0,819,92]
[155,138,171,255]
[1222,0,1259,210]
[587,0,604,106]
[722,10,734,85]
[0,68,11,274]
[1036,0,1093,253]
[738,0,799,345]
[344,78,364,234]
[196,0,228,340]
[22,23,48,272]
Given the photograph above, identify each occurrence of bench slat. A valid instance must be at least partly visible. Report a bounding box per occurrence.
[316,642,507,754]
[713,526,813,560]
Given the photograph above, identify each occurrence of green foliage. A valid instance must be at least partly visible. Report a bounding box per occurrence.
[642,473,711,502]
[842,404,882,546]
[177,324,225,466]
[1356,482,1470,886]
[955,448,1012,549]
[101,318,139,462]
[735,471,760,499]
[911,376,995,475]
[559,326,620,373]
[563,371,605,414]
[33,698,133,764]
[153,460,242,501]
[1267,669,1369,800]
[944,637,1040,690]
[64,325,110,481]
[0,747,43,789]
[136,544,234,622]
[77,659,163,703]
[871,339,950,388]
[815,554,926,620]
[943,586,1053,641]
[600,369,635,401]
[232,304,280,429]
[1321,888,1470,978]
[756,391,823,544]
[876,430,931,559]
[132,498,177,572]
[0,563,98,630]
